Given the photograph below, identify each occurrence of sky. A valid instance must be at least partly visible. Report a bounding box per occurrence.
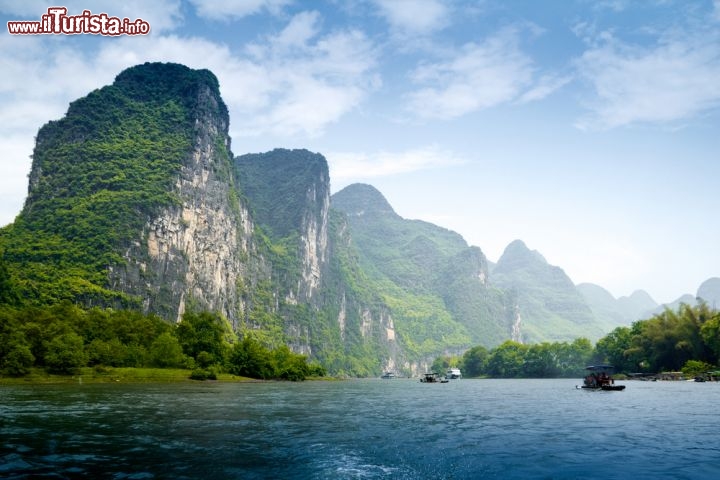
[1,0,719,304]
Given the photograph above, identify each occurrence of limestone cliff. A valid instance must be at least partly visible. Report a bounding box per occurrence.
[107,65,254,325]
[235,149,329,303]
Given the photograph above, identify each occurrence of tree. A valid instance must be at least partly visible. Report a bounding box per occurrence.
[86,338,127,366]
[524,343,559,378]
[633,305,711,372]
[595,326,635,372]
[228,335,274,379]
[431,355,457,374]
[460,345,488,377]
[149,332,186,368]
[700,312,720,364]
[273,345,311,381]
[0,254,19,305]
[485,341,528,378]
[681,360,713,377]
[2,344,34,376]
[44,333,87,374]
[175,311,228,365]
[558,338,594,377]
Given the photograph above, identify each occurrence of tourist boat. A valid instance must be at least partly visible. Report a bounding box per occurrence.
[445,368,462,379]
[381,371,397,379]
[579,365,625,391]
[420,373,448,383]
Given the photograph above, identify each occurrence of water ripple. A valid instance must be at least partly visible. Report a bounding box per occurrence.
[1,380,719,479]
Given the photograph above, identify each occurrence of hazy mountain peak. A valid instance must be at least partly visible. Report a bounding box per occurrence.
[697,277,720,307]
[625,289,657,305]
[331,183,398,218]
[496,239,547,269]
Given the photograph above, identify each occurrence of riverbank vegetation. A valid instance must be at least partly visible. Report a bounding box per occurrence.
[2,301,717,382]
[439,303,720,378]
[0,303,325,382]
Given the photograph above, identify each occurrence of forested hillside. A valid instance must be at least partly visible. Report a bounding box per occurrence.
[332,184,513,351]
[0,63,216,307]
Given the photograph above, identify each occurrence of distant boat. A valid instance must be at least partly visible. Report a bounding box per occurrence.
[578,365,625,391]
[420,373,448,383]
[445,368,462,380]
[381,372,397,379]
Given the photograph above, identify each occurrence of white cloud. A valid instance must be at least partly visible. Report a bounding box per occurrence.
[327,145,465,181]
[0,134,34,227]
[575,31,720,129]
[231,13,379,136]
[189,0,292,21]
[268,10,320,49]
[372,0,449,34]
[405,27,548,120]
[516,74,572,104]
[93,25,377,138]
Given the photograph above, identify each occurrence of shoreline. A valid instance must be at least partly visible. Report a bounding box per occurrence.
[0,367,336,385]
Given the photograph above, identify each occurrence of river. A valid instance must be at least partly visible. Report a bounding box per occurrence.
[1,378,718,479]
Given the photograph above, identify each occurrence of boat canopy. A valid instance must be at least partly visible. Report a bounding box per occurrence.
[585,365,615,371]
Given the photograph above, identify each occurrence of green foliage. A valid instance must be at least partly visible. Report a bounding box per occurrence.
[700,311,720,360]
[431,355,459,374]
[227,335,319,381]
[228,335,275,379]
[681,360,714,377]
[273,345,311,381]
[2,344,34,376]
[0,303,321,380]
[485,341,529,378]
[149,332,187,368]
[190,367,218,381]
[594,326,635,372]
[593,303,720,373]
[456,337,594,378]
[235,149,328,240]
[86,338,127,367]
[460,345,489,377]
[331,183,512,361]
[0,63,228,307]
[176,311,229,366]
[44,332,87,374]
[0,253,19,306]
[491,240,603,343]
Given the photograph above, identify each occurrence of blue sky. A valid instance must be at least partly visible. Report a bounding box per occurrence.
[1,0,719,304]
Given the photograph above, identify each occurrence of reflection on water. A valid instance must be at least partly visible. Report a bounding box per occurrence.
[1,379,718,479]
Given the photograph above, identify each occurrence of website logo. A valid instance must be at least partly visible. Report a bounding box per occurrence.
[7,6,150,36]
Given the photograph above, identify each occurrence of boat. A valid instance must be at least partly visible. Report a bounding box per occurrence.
[579,365,625,391]
[381,371,397,379]
[420,372,448,383]
[445,368,462,379]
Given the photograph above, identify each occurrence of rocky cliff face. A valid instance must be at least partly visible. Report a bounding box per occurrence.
[297,175,329,301]
[108,68,253,324]
[234,149,330,303]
